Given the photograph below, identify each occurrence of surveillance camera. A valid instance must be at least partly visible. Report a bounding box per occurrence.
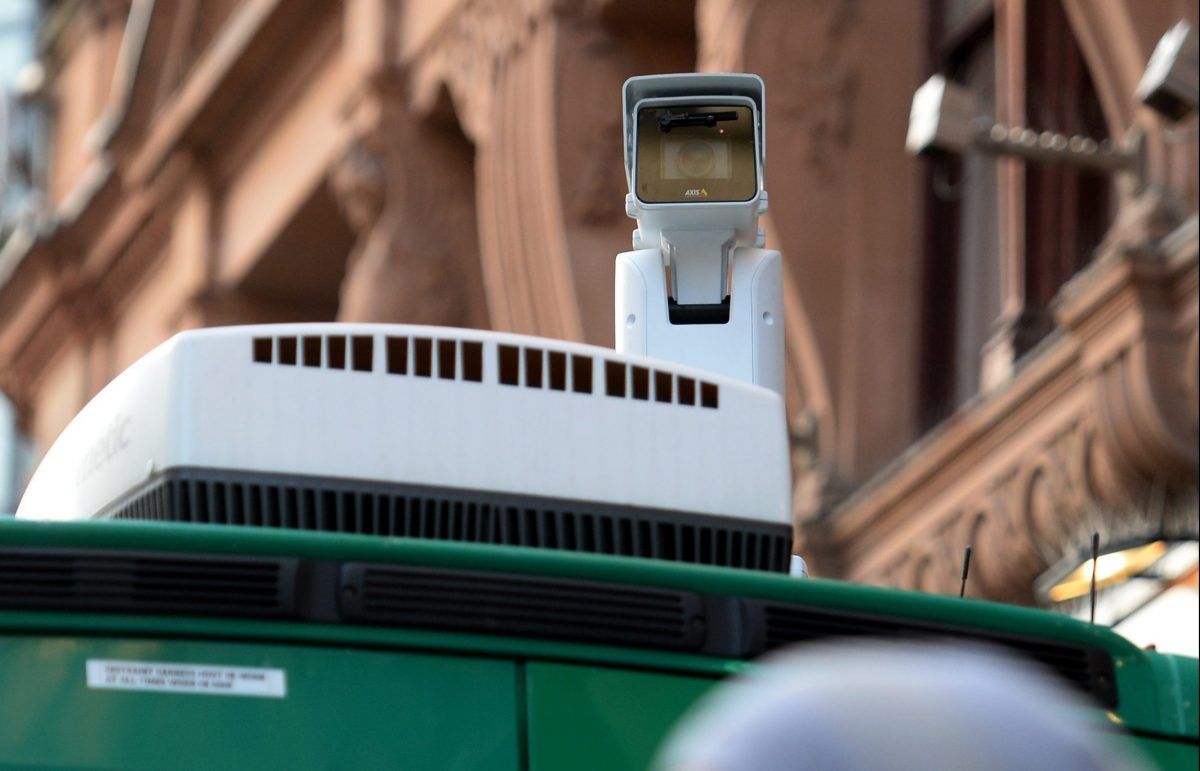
[616,74,783,396]
[622,74,768,254]
[906,75,984,157]
[1137,21,1198,122]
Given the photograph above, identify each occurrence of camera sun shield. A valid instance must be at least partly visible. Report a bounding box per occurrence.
[635,103,758,203]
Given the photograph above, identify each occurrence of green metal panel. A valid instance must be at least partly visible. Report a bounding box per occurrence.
[0,634,520,771]
[0,610,747,680]
[1146,653,1200,737]
[1134,736,1200,770]
[524,662,714,771]
[1,520,1196,748]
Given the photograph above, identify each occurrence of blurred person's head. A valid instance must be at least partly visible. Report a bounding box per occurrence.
[654,641,1149,771]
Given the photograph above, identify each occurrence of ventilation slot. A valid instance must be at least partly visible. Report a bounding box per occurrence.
[387,336,408,374]
[654,371,672,402]
[525,348,543,388]
[109,471,791,573]
[677,377,696,405]
[492,345,609,398]
[462,341,484,381]
[352,336,374,372]
[601,362,718,409]
[631,366,650,400]
[278,337,298,365]
[327,337,346,369]
[548,351,567,390]
[341,564,705,651]
[571,355,593,394]
[413,338,432,376]
[437,339,456,379]
[303,336,322,367]
[498,345,520,385]
[760,604,1117,707]
[249,334,485,386]
[605,361,626,397]
[0,549,299,618]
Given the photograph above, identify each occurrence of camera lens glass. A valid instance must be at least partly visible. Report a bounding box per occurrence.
[636,104,756,203]
[668,139,721,179]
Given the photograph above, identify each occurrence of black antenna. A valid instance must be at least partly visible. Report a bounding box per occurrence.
[959,545,972,598]
[1089,532,1100,624]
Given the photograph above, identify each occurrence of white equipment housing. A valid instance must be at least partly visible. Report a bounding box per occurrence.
[17,72,798,572]
[17,324,793,571]
[616,73,784,395]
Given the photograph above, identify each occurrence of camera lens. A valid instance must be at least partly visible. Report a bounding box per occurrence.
[676,140,716,178]
[637,104,754,201]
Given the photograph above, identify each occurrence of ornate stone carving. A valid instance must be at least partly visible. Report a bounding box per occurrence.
[1064,231,1199,496]
[409,0,554,145]
[822,231,1199,603]
[328,141,386,237]
[330,91,489,328]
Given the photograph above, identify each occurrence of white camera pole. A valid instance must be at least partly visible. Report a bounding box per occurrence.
[615,74,784,396]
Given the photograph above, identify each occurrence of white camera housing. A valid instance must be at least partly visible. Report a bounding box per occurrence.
[616,73,783,395]
[1137,21,1198,121]
[906,75,983,156]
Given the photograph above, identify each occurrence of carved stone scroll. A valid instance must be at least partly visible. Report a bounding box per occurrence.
[331,85,489,328]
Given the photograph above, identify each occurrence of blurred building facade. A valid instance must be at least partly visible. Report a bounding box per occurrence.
[0,0,1196,611]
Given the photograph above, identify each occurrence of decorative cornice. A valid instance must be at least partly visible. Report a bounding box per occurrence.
[121,0,286,184]
[87,0,155,152]
[810,229,1199,600]
[1058,221,1198,458]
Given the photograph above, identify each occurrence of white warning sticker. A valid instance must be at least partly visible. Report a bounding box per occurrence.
[86,659,286,698]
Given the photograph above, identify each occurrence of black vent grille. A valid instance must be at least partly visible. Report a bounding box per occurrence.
[108,470,791,573]
[761,604,1117,707]
[0,545,1119,708]
[0,549,298,618]
[341,564,705,651]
